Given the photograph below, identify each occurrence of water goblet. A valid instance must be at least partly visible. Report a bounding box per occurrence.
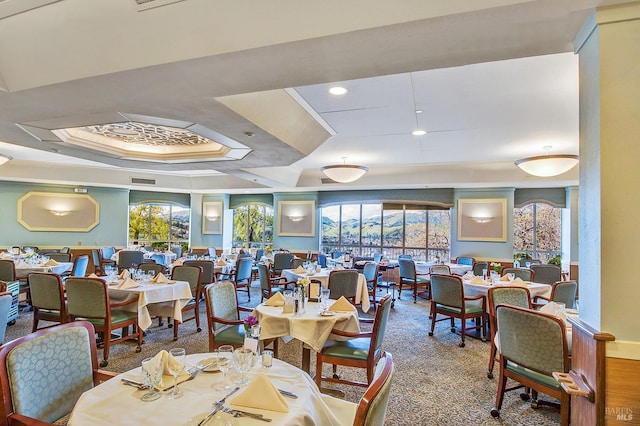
[507,273,515,281]
[233,348,254,387]
[320,288,330,310]
[525,261,531,269]
[213,345,234,391]
[166,348,186,399]
[140,357,164,402]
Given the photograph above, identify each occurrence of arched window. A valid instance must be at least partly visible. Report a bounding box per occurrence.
[513,202,561,263]
[233,204,274,249]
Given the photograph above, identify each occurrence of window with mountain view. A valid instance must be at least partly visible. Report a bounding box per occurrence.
[513,202,561,263]
[233,204,274,249]
[321,203,450,261]
[128,203,190,251]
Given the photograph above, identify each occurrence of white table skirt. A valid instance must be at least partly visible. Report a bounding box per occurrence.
[463,280,552,300]
[15,262,74,277]
[108,280,193,330]
[69,354,348,426]
[281,269,370,313]
[416,261,471,276]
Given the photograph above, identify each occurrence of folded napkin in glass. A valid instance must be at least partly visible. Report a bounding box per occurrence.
[147,350,191,390]
[230,374,289,413]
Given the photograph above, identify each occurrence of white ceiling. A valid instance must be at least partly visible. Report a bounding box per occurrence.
[0,0,627,193]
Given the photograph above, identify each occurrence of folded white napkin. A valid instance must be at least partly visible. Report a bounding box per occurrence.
[330,296,356,312]
[470,276,486,285]
[150,272,169,283]
[45,259,60,266]
[294,265,306,274]
[540,301,567,323]
[510,277,526,287]
[500,274,511,282]
[264,292,285,306]
[146,350,190,390]
[462,271,474,280]
[117,277,137,289]
[118,269,130,280]
[230,374,289,413]
[173,258,184,266]
[88,273,99,278]
[216,259,227,266]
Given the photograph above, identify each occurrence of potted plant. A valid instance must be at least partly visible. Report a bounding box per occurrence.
[548,255,561,266]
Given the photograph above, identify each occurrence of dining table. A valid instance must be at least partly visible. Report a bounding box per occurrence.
[107,279,193,331]
[463,279,552,301]
[252,300,361,374]
[68,353,349,425]
[415,261,472,276]
[14,261,74,278]
[280,268,371,313]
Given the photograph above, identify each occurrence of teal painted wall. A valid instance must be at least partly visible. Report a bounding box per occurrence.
[0,181,129,248]
[191,193,229,250]
[273,192,319,252]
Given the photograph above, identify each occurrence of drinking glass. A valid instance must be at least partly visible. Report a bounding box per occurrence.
[233,348,254,387]
[166,348,186,399]
[525,261,531,268]
[213,345,234,391]
[141,357,164,402]
[320,288,330,310]
[507,273,515,281]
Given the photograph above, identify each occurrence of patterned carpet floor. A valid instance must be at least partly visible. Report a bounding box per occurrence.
[6,286,562,425]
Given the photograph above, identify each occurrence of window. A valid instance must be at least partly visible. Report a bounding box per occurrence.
[321,203,450,261]
[513,202,561,263]
[129,203,190,251]
[233,204,274,249]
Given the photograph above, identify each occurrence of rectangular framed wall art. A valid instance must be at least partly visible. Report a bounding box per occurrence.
[457,198,507,242]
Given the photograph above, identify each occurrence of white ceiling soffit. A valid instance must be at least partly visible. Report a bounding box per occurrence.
[135,0,186,12]
[0,0,60,20]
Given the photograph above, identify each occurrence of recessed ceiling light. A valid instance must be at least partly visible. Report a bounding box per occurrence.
[329,86,348,95]
[412,130,426,136]
[415,110,423,114]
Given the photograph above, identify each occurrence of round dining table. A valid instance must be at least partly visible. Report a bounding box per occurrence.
[68,353,350,425]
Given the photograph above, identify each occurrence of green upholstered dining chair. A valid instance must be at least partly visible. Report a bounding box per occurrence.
[472,261,489,276]
[28,272,68,332]
[0,292,12,345]
[271,252,294,275]
[203,281,253,351]
[117,250,144,271]
[455,256,475,266]
[47,252,72,263]
[171,265,203,340]
[229,257,253,302]
[362,261,382,309]
[486,286,532,379]
[398,258,430,303]
[184,259,216,287]
[65,277,142,367]
[501,267,534,282]
[290,258,306,269]
[533,280,578,309]
[428,274,486,347]
[257,263,289,301]
[353,352,394,426]
[138,262,166,276]
[530,264,562,284]
[0,260,16,282]
[430,264,451,275]
[328,269,359,304]
[315,293,392,389]
[0,321,117,426]
[490,305,570,425]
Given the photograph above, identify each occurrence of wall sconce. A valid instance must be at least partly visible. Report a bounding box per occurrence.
[288,215,304,222]
[206,214,220,221]
[49,209,71,216]
[470,216,494,224]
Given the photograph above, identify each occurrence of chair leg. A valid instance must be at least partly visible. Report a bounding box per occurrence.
[32,317,38,333]
[315,354,323,388]
[173,319,179,340]
[459,318,466,347]
[490,361,508,417]
[195,305,202,332]
[487,340,498,379]
[332,364,339,379]
[428,303,436,337]
[101,331,110,367]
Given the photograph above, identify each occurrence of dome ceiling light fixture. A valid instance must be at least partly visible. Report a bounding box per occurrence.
[515,145,579,177]
[321,157,368,183]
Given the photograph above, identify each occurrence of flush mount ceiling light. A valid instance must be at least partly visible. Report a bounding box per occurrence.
[412,130,426,136]
[328,86,348,95]
[515,146,579,177]
[322,157,368,183]
[0,154,12,166]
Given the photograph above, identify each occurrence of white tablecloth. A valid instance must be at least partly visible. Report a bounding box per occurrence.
[415,261,471,276]
[69,354,348,426]
[463,280,552,300]
[281,269,370,313]
[15,262,74,277]
[108,280,193,330]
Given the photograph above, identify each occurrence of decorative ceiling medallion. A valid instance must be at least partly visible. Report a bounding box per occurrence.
[85,122,213,146]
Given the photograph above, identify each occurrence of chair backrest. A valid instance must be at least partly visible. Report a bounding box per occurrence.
[28,273,65,312]
[59,247,70,254]
[398,258,416,281]
[373,253,383,263]
[430,274,464,309]
[472,261,489,276]
[272,252,294,273]
[204,281,239,331]
[455,256,475,266]
[117,250,144,269]
[331,251,345,259]
[0,292,12,345]
[487,286,532,314]
[362,262,379,283]
[149,253,167,266]
[0,260,16,282]
[496,305,569,376]
[430,264,451,275]
[47,252,72,263]
[100,246,116,261]
[184,260,215,285]
[397,254,412,260]
[170,245,183,258]
[0,322,98,424]
[370,294,393,358]
[550,280,578,309]
[317,253,327,268]
[328,270,359,300]
[138,262,165,275]
[353,352,394,426]
[71,254,89,277]
[91,249,101,270]
[38,250,58,256]
[207,247,218,257]
[254,249,264,261]
[257,264,272,295]
[291,258,306,269]
[235,257,253,282]
[171,265,202,295]
[65,278,109,320]
[530,264,562,284]
[501,267,534,281]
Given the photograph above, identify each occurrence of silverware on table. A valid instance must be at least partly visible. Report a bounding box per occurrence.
[163,368,199,392]
[278,388,298,399]
[197,387,240,426]
[120,378,148,390]
[223,408,272,422]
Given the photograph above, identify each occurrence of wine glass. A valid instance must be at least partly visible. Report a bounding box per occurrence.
[320,288,330,310]
[213,345,233,391]
[166,348,186,399]
[233,348,254,387]
[140,357,164,402]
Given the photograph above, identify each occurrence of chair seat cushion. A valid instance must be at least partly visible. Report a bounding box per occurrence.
[435,303,484,315]
[402,277,430,285]
[80,310,138,327]
[36,309,63,321]
[506,361,561,390]
[215,324,246,346]
[321,337,371,361]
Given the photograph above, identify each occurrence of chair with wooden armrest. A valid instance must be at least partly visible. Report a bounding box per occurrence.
[66,254,89,278]
[47,252,72,263]
[257,264,293,301]
[472,261,489,276]
[315,294,392,389]
[138,262,166,276]
[455,256,475,266]
[530,264,562,284]
[290,258,306,269]
[171,265,203,340]
[28,272,68,332]
[486,286,532,379]
[533,280,577,309]
[228,257,253,303]
[398,258,430,303]
[0,291,12,345]
[501,267,534,282]
[490,305,570,425]
[271,252,294,276]
[429,264,451,275]
[65,277,142,367]
[117,250,144,271]
[353,352,394,426]
[362,262,382,309]
[0,321,117,426]
[203,281,254,351]
[429,274,486,347]
[327,269,359,304]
